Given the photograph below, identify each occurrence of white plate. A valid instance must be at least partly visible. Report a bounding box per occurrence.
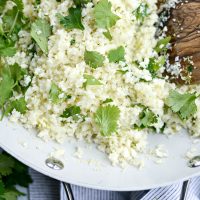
[0,117,200,191]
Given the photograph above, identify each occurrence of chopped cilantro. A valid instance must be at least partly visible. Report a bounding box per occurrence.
[154,36,171,54]
[147,56,165,76]
[187,65,194,73]
[133,3,149,23]
[59,7,84,30]
[31,19,51,54]
[0,67,15,108]
[94,0,120,29]
[108,46,125,63]
[102,98,113,104]
[166,90,198,119]
[49,83,62,104]
[4,97,27,116]
[84,50,105,68]
[94,105,120,136]
[70,38,76,46]
[49,82,71,104]
[103,29,112,40]
[117,69,128,74]
[73,0,90,6]
[0,0,26,57]
[134,107,157,130]
[83,74,102,88]
[61,106,83,121]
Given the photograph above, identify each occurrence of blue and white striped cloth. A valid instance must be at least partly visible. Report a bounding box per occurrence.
[29,168,200,200]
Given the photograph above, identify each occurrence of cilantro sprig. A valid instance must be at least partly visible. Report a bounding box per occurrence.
[0,152,32,200]
[0,64,28,118]
[166,90,198,120]
[94,105,120,136]
[0,0,27,57]
[134,107,157,130]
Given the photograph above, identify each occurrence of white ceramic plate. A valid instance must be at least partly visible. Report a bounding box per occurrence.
[0,117,200,191]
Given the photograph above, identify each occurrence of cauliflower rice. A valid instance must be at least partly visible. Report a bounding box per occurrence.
[1,0,200,167]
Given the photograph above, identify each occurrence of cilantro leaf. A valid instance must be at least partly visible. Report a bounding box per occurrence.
[0,47,16,57]
[2,6,25,36]
[0,152,32,200]
[61,106,81,119]
[49,82,71,103]
[94,0,120,29]
[166,90,197,119]
[31,19,51,54]
[49,83,62,104]
[83,74,102,88]
[134,108,157,130]
[94,105,120,136]
[84,50,105,68]
[147,56,165,76]
[59,7,84,30]
[108,46,125,63]
[3,159,32,188]
[0,189,24,200]
[0,154,15,177]
[133,3,149,23]
[154,36,171,54]
[4,97,27,116]
[0,67,15,108]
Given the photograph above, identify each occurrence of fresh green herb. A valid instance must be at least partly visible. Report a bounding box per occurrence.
[94,0,120,29]
[117,69,128,74]
[84,50,105,68]
[4,97,27,116]
[59,7,84,30]
[102,98,113,104]
[49,83,62,104]
[187,65,194,73]
[0,67,15,108]
[0,64,29,119]
[10,63,28,92]
[61,106,83,121]
[0,0,26,57]
[108,46,125,63]
[147,56,165,76]
[70,38,76,46]
[73,0,90,6]
[166,90,198,119]
[31,19,51,54]
[0,154,15,177]
[133,3,149,23]
[103,29,112,41]
[134,107,157,130]
[49,82,71,103]
[83,74,102,88]
[154,36,171,54]
[12,0,24,11]
[0,152,32,200]
[94,105,120,136]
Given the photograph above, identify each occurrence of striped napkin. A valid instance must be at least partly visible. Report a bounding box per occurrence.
[29,168,200,200]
